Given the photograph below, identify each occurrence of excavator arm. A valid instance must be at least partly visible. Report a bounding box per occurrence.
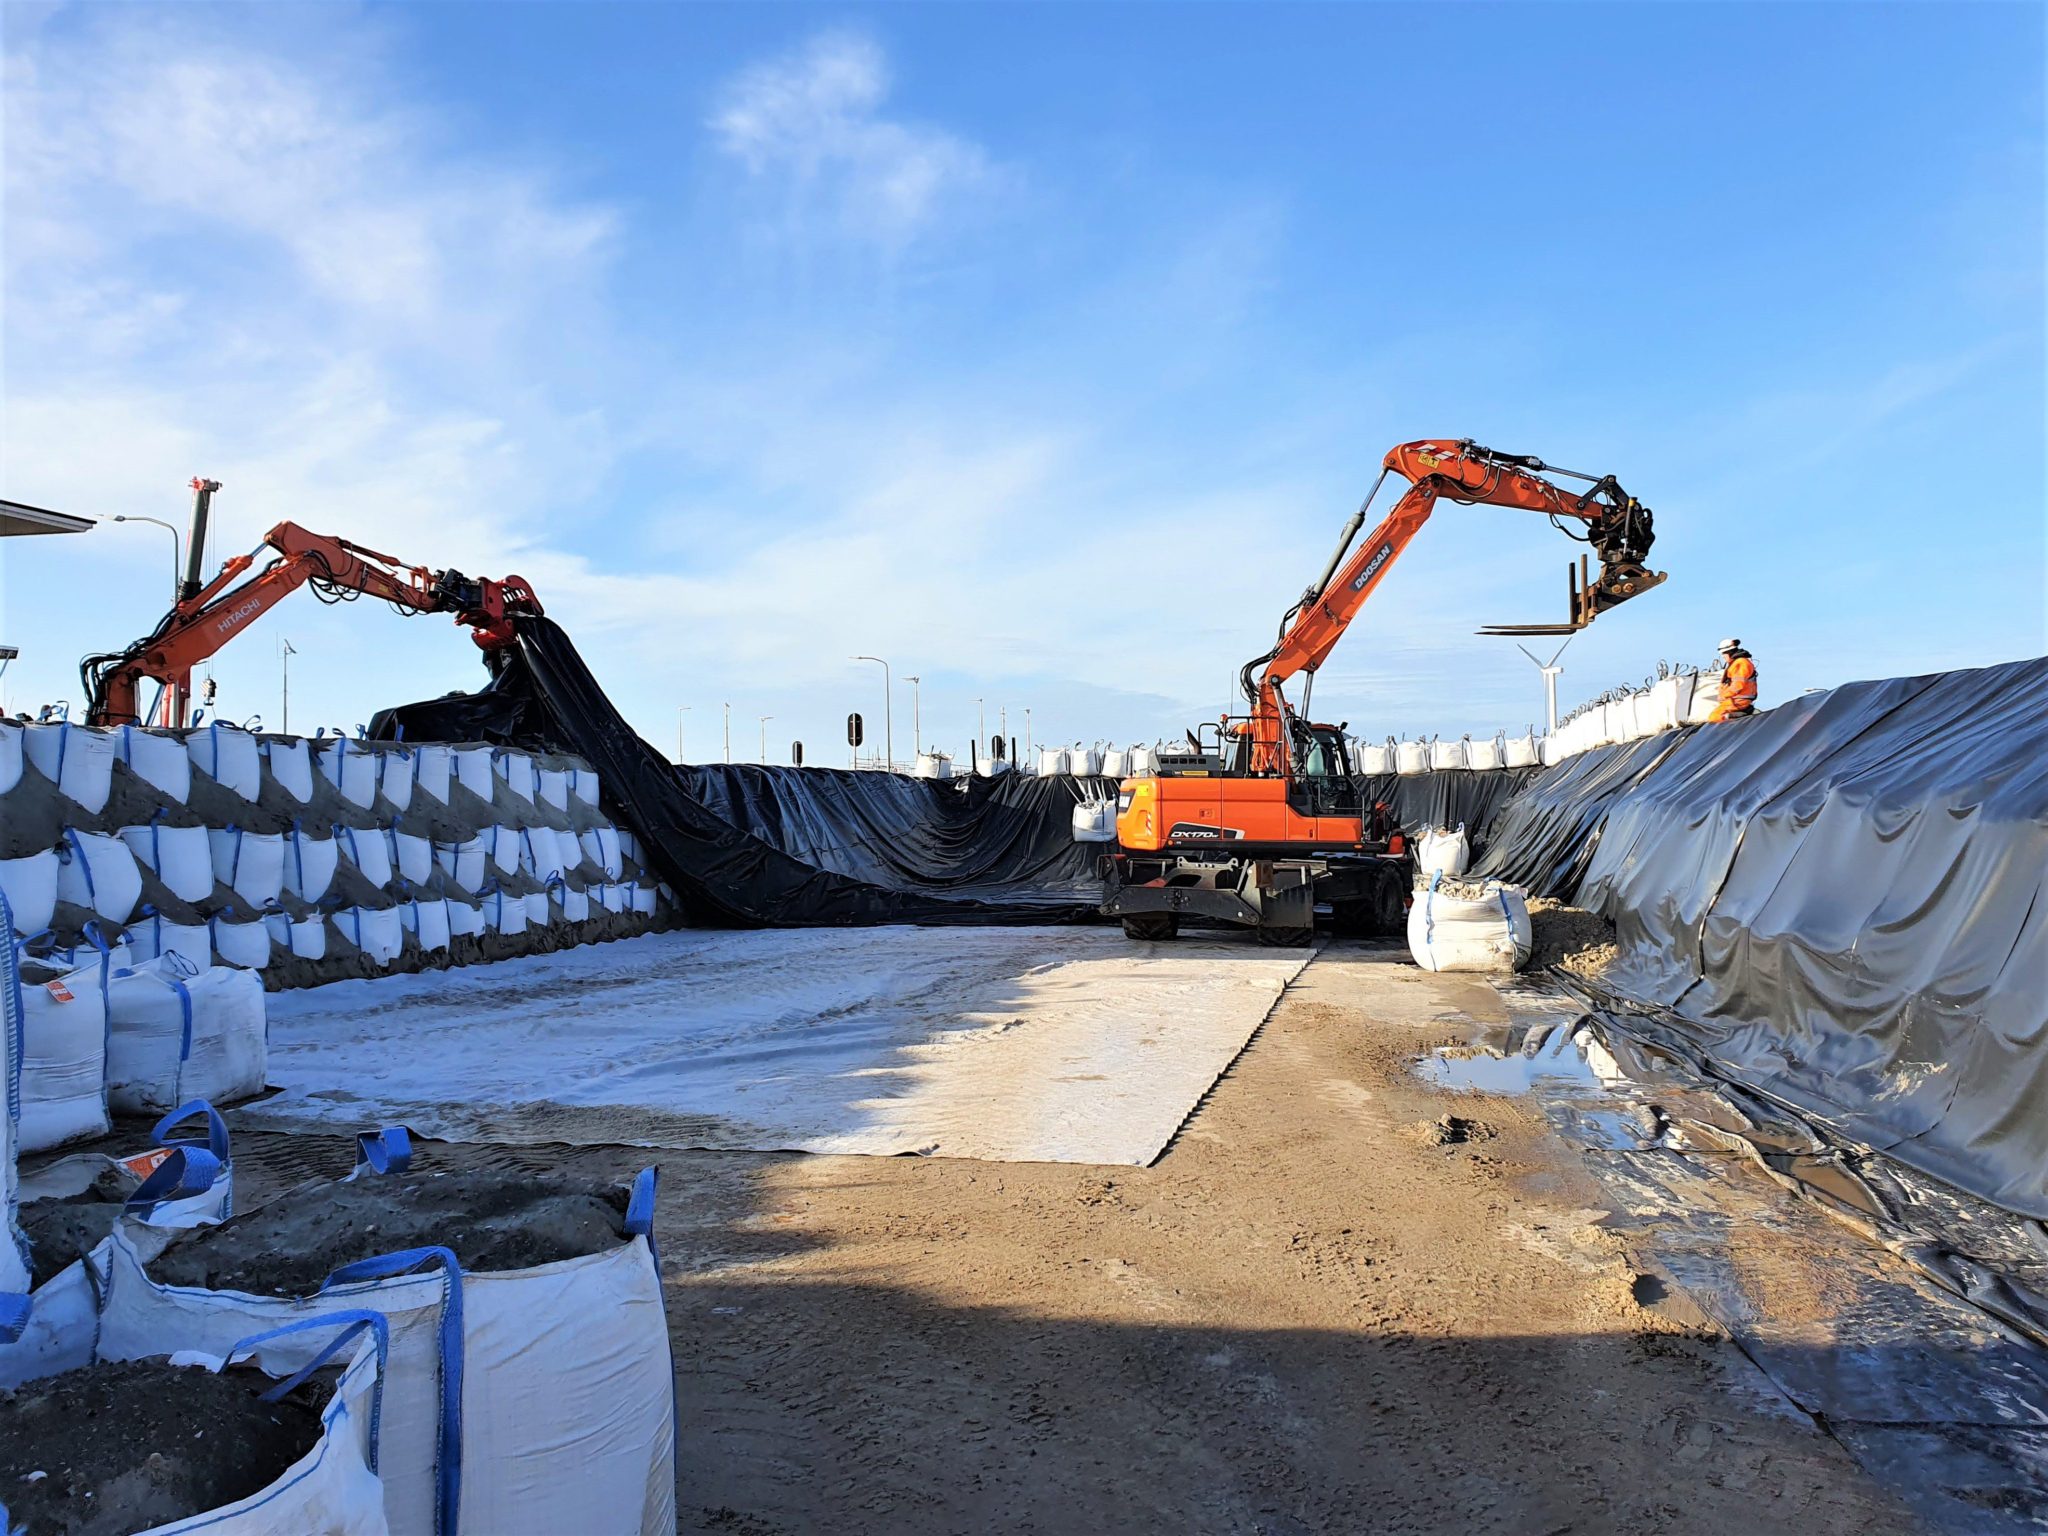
[83,521,541,727]
[1239,438,1664,773]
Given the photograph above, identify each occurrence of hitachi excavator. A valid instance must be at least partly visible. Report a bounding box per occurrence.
[1102,438,1666,944]
[83,494,540,728]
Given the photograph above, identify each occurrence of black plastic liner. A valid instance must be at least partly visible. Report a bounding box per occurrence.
[1356,768,1542,856]
[373,617,1101,927]
[1474,656,2048,1217]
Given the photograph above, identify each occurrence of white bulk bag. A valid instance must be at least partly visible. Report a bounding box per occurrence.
[120,821,216,904]
[0,850,60,937]
[56,829,144,925]
[335,907,403,966]
[100,1167,676,1536]
[286,916,328,960]
[1354,739,1394,775]
[0,719,21,796]
[1128,745,1157,776]
[1071,802,1117,843]
[130,911,214,971]
[379,750,414,815]
[596,884,627,915]
[1407,876,1533,974]
[483,888,527,937]
[1429,736,1468,772]
[628,884,658,917]
[1466,733,1505,772]
[284,824,341,903]
[24,722,116,813]
[318,738,380,809]
[1539,734,1563,767]
[445,899,486,939]
[485,826,520,879]
[1414,825,1471,878]
[390,830,434,888]
[1684,671,1721,726]
[912,753,951,780]
[1644,676,1687,735]
[523,889,552,928]
[211,913,275,971]
[570,766,600,806]
[1038,746,1068,776]
[560,886,591,924]
[436,838,488,894]
[209,827,286,908]
[262,737,316,803]
[335,825,394,889]
[1100,748,1130,779]
[15,960,111,1151]
[495,749,536,803]
[579,827,623,881]
[190,723,263,801]
[1065,744,1103,776]
[105,957,268,1114]
[520,827,568,884]
[1504,731,1540,769]
[118,726,193,801]
[401,897,451,953]
[452,746,495,800]
[412,745,453,804]
[538,766,570,811]
[616,829,642,867]
[1395,739,1429,775]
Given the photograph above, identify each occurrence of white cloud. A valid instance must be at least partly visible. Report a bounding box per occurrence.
[709,30,992,247]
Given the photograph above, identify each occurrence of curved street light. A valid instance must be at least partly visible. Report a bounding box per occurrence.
[852,656,892,771]
[108,514,183,604]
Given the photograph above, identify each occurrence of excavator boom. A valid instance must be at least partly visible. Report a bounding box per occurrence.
[83,518,541,728]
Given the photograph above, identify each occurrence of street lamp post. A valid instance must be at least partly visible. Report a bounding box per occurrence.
[675,706,692,764]
[758,715,772,762]
[975,698,984,768]
[1024,707,1032,762]
[723,702,731,763]
[852,656,892,771]
[108,515,184,604]
[904,677,920,756]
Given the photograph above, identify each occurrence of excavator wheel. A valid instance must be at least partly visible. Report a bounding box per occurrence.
[1373,866,1410,935]
[1255,923,1316,948]
[1121,914,1180,942]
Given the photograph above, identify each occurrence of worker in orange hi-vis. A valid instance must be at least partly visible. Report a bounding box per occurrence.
[1708,637,1758,722]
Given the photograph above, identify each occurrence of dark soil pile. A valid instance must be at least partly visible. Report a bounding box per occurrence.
[0,1359,330,1536]
[147,1168,630,1295]
[19,1167,133,1290]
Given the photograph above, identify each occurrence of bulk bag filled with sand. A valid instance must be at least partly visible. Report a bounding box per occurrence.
[105,955,268,1114]
[1407,874,1532,974]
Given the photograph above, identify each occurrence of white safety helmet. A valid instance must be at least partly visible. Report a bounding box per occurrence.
[1717,637,1742,654]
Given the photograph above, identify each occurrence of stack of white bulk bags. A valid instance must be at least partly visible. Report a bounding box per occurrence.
[25,722,116,815]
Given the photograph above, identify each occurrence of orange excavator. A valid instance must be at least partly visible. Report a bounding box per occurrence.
[1103,438,1666,944]
[83,486,540,728]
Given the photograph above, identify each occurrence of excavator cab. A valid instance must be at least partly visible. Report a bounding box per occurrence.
[1286,721,1359,819]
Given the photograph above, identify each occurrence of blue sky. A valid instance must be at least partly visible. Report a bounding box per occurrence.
[3,1,2041,762]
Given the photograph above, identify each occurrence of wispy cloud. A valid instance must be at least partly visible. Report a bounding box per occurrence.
[709,30,993,249]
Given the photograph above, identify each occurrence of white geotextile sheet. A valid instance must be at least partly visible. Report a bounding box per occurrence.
[246,927,1310,1165]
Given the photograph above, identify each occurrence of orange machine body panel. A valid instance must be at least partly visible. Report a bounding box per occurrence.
[1114,775,1365,853]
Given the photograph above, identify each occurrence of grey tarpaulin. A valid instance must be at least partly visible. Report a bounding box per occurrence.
[1474,656,2048,1216]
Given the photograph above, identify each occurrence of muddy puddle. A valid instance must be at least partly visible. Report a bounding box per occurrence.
[1417,1020,1673,1151]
